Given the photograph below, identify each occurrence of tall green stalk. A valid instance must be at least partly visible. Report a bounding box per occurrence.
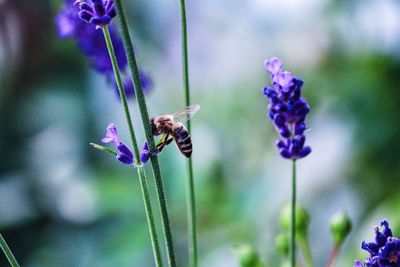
[102,26,163,267]
[112,1,177,266]
[178,0,197,266]
[0,233,20,267]
[291,160,297,267]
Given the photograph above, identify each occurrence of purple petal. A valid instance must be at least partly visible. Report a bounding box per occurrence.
[89,17,103,25]
[79,10,93,23]
[140,141,151,164]
[381,220,393,237]
[101,15,111,25]
[294,122,306,136]
[107,6,116,18]
[276,140,287,149]
[278,126,290,138]
[105,0,113,10]
[273,114,286,128]
[101,123,120,145]
[116,143,134,165]
[274,71,295,90]
[298,146,311,158]
[361,241,379,255]
[93,2,106,16]
[116,154,134,165]
[79,2,93,11]
[264,57,283,75]
[279,148,292,159]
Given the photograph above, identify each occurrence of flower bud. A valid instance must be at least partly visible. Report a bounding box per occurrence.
[275,232,289,256]
[234,244,263,267]
[279,203,310,238]
[330,212,352,246]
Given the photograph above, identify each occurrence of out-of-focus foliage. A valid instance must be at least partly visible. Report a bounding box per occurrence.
[0,0,400,266]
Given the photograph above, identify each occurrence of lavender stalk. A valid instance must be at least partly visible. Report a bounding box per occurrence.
[262,57,312,267]
[0,233,20,267]
[112,0,177,265]
[178,0,198,266]
[101,25,163,267]
[291,160,296,267]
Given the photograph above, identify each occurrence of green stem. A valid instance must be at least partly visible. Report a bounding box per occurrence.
[102,26,163,267]
[112,1,177,266]
[102,26,139,161]
[90,143,118,156]
[186,160,197,266]
[291,160,297,267]
[0,233,20,267]
[298,237,313,267]
[178,0,197,266]
[136,166,164,267]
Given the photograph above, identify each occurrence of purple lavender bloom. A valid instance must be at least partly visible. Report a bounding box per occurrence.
[101,123,134,165]
[55,0,152,98]
[140,141,151,164]
[140,141,161,164]
[101,123,120,145]
[116,143,134,165]
[263,57,311,160]
[354,220,400,267]
[77,0,116,27]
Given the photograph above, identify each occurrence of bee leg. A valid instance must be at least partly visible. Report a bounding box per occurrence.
[165,137,173,145]
[155,133,172,153]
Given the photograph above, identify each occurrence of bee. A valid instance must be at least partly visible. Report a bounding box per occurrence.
[150,104,200,158]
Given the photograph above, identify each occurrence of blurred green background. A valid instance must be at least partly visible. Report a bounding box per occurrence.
[1,0,400,266]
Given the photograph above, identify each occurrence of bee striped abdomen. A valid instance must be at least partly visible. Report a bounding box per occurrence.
[173,123,192,157]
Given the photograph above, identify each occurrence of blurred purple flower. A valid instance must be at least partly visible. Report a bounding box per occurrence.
[111,70,153,99]
[354,220,400,267]
[263,57,311,160]
[77,0,116,27]
[101,123,134,165]
[55,0,152,99]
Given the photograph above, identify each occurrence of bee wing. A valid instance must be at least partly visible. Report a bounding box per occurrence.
[172,104,200,122]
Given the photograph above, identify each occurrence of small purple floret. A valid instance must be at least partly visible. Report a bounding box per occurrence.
[264,57,283,75]
[101,123,120,145]
[140,141,161,164]
[263,57,311,160]
[76,0,116,27]
[116,143,134,165]
[354,219,400,266]
[140,141,151,164]
[101,123,134,165]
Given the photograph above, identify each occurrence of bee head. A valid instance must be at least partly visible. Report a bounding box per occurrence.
[150,117,157,135]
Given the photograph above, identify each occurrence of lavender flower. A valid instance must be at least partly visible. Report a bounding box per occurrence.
[140,141,151,164]
[263,57,311,160]
[55,0,152,98]
[140,141,161,164]
[354,220,400,267]
[101,123,134,165]
[77,0,116,27]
